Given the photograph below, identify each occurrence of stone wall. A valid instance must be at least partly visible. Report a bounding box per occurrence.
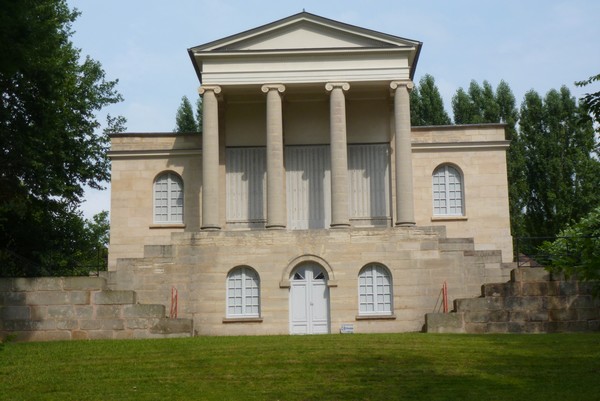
[0,276,192,341]
[425,268,600,333]
[111,226,513,336]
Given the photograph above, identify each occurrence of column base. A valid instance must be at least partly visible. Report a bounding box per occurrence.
[201,225,221,231]
[330,223,351,229]
[266,224,286,230]
[395,222,416,227]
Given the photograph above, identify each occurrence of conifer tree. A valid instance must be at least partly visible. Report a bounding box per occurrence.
[174,96,198,132]
[520,87,600,239]
[410,74,451,126]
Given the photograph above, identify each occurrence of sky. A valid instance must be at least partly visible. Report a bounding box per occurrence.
[67,0,600,219]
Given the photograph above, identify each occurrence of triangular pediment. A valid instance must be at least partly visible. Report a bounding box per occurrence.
[190,12,420,52]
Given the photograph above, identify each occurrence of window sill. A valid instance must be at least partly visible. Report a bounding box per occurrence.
[355,314,396,321]
[149,223,186,229]
[222,317,263,323]
[431,216,468,222]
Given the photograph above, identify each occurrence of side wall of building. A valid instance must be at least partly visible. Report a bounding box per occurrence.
[411,125,513,262]
[108,135,202,267]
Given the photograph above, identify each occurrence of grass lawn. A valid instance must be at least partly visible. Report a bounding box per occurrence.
[1,333,599,400]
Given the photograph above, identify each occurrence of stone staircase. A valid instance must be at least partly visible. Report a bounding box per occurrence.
[0,276,193,341]
[425,267,600,333]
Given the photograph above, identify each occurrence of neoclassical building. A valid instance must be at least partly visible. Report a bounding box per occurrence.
[108,12,513,335]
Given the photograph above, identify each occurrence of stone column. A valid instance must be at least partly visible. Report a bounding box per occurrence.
[390,81,415,226]
[326,82,351,228]
[261,84,286,229]
[199,85,221,230]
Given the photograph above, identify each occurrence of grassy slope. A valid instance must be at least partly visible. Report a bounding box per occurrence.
[0,333,599,401]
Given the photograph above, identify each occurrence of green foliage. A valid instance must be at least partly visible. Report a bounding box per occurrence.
[410,74,451,126]
[540,206,600,287]
[452,80,503,124]
[174,95,198,132]
[0,209,110,277]
[195,97,203,133]
[520,87,600,239]
[0,334,599,400]
[576,73,600,125]
[0,0,122,276]
[451,80,527,239]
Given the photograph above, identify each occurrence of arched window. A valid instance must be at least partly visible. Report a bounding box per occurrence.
[227,267,260,317]
[432,165,464,216]
[358,264,392,315]
[154,172,183,223]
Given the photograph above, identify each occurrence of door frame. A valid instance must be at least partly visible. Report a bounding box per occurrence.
[289,262,330,335]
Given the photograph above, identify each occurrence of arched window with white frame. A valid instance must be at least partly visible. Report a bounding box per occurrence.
[153,172,183,223]
[227,266,260,318]
[358,263,392,315]
[432,164,464,216]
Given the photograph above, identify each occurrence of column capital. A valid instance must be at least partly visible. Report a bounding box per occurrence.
[198,85,222,95]
[390,80,414,91]
[325,82,350,92]
[261,84,286,94]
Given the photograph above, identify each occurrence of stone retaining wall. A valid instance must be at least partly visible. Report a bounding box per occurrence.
[0,276,192,341]
[425,268,600,333]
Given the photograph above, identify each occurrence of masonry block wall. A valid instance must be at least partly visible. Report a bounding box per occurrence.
[425,267,600,333]
[111,226,513,336]
[0,277,192,341]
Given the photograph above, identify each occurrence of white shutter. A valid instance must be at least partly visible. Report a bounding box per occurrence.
[285,146,331,229]
[348,144,390,219]
[226,147,266,223]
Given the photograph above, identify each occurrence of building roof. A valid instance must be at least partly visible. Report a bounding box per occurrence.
[188,11,422,84]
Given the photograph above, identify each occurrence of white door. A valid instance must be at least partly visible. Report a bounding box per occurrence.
[289,263,330,334]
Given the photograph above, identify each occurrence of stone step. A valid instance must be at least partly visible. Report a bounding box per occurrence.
[144,245,174,258]
[149,318,193,336]
[482,282,515,297]
[454,296,503,312]
[511,267,550,283]
[438,238,475,252]
[94,290,136,305]
[425,312,465,333]
[464,250,503,263]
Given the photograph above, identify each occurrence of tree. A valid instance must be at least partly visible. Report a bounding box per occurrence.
[0,0,122,276]
[196,97,203,133]
[539,206,600,292]
[410,74,451,126]
[451,80,527,239]
[174,96,198,132]
[576,73,600,124]
[496,81,527,239]
[452,80,501,124]
[520,87,600,240]
[174,95,202,133]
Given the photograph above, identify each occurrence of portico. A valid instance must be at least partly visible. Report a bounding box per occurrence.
[191,12,421,231]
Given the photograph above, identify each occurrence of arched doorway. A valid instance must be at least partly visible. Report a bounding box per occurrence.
[289,263,330,334]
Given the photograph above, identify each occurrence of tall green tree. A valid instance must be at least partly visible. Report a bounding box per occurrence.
[410,74,451,126]
[174,96,198,132]
[452,80,501,124]
[174,96,202,133]
[520,87,600,239]
[196,97,203,133]
[0,0,122,276]
[451,80,527,239]
[576,73,600,125]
